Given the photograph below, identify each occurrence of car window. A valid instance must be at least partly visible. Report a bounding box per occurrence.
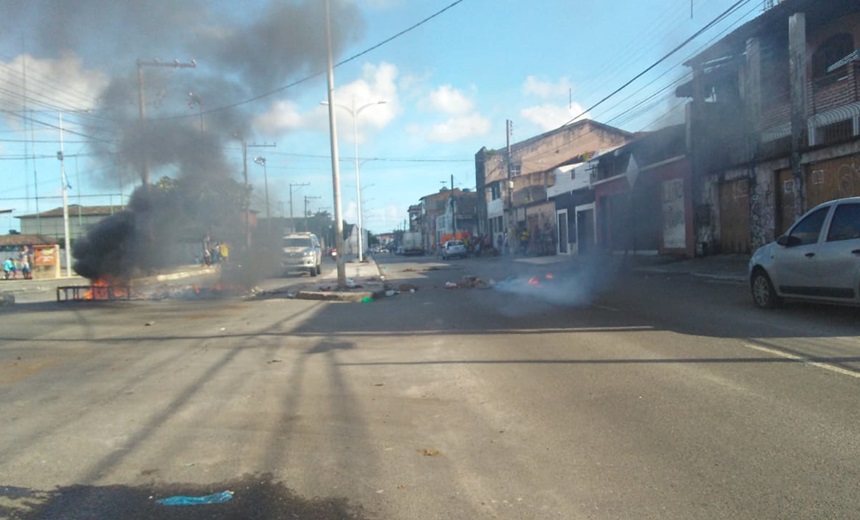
[284,238,312,247]
[788,206,829,246]
[826,203,860,242]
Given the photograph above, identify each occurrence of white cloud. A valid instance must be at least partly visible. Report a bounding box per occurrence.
[415,84,489,143]
[329,62,398,141]
[0,53,107,124]
[427,84,473,115]
[254,61,398,140]
[522,76,573,100]
[427,113,491,143]
[520,102,589,132]
[254,99,304,135]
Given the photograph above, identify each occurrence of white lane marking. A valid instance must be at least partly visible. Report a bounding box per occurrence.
[744,342,860,379]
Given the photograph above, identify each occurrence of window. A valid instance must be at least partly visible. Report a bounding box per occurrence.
[788,207,829,245]
[812,34,854,80]
[816,119,854,145]
[826,203,860,242]
[490,183,502,200]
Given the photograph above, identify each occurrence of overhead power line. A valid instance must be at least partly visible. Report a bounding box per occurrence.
[562,0,752,127]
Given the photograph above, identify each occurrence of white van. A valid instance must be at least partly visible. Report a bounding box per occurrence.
[281,233,322,276]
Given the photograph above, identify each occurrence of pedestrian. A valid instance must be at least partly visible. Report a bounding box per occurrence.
[219,242,229,264]
[202,235,212,266]
[19,246,32,280]
[4,257,17,279]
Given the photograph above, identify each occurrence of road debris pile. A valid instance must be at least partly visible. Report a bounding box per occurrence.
[444,275,493,289]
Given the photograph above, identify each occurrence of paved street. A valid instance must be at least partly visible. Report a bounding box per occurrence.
[1,253,859,519]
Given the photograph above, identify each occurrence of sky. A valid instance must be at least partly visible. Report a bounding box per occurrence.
[0,0,768,236]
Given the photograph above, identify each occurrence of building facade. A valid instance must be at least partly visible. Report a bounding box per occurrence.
[475,120,632,254]
[17,205,125,243]
[678,0,860,254]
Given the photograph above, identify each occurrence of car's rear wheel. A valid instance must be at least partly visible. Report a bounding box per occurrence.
[751,269,781,308]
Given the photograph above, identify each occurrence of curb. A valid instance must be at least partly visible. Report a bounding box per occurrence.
[291,258,388,302]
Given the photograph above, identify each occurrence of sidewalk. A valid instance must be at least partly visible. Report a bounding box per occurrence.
[511,252,750,283]
[626,254,750,283]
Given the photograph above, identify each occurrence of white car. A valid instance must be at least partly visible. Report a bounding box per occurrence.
[282,233,322,276]
[441,239,468,260]
[748,196,860,308]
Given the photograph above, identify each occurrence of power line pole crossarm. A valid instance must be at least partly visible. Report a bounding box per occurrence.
[136,58,197,187]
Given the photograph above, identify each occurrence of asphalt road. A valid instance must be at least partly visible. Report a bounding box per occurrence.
[1,253,858,519]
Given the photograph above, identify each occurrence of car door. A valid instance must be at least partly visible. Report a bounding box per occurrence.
[815,201,860,301]
[770,205,830,296]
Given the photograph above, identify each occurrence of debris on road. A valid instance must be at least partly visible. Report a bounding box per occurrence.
[444,276,493,289]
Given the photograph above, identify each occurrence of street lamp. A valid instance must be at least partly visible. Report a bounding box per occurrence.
[321,97,386,262]
[253,156,271,236]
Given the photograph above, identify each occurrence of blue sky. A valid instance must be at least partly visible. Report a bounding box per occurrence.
[0,0,765,235]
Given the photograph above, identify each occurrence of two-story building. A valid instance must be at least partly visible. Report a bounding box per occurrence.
[412,188,479,253]
[475,120,632,254]
[677,0,860,253]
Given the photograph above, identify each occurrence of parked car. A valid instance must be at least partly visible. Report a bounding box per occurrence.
[441,239,468,260]
[281,232,322,277]
[748,196,860,308]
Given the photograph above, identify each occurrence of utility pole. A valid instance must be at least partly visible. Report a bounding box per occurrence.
[450,173,456,237]
[289,182,310,232]
[506,119,513,241]
[57,113,71,277]
[136,58,196,186]
[323,0,346,289]
[304,195,321,233]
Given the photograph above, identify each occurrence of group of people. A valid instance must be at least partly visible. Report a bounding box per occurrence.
[4,245,33,280]
[201,238,230,266]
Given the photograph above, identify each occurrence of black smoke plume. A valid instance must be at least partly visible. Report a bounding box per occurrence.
[2,0,365,281]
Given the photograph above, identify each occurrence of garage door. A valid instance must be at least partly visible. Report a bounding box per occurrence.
[719,178,751,253]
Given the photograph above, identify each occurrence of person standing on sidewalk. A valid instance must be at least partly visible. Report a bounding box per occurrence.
[19,245,32,280]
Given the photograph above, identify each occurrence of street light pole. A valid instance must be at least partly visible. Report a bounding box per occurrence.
[57,113,71,277]
[321,98,386,262]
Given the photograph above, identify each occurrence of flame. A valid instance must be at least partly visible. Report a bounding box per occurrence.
[83,277,129,300]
